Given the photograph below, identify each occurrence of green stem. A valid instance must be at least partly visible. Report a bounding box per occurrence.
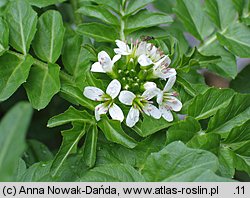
[198,28,228,52]
[70,0,82,25]
[120,0,126,40]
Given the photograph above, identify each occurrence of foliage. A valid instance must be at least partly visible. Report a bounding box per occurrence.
[0,0,250,182]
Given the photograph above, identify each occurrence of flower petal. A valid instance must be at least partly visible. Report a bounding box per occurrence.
[144,82,157,90]
[163,76,176,92]
[91,62,105,73]
[143,104,161,119]
[166,96,182,111]
[160,105,173,122]
[109,103,124,122]
[142,88,159,100]
[114,40,131,55]
[83,86,104,101]
[126,107,140,127]
[106,79,121,99]
[119,90,136,105]
[138,54,153,66]
[112,54,121,64]
[156,91,164,104]
[95,103,108,121]
[98,51,113,72]
[136,41,147,56]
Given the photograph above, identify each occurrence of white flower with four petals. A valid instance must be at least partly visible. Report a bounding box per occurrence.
[119,89,161,127]
[83,79,124,122]
[91,51,121,73]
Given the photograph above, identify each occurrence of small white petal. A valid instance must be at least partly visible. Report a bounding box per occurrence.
[106,79,121,99]
[138,54,153,66]
[154,68,177,80]
[136,41,147,56]
[119,91,136,105]
[142,88,159,100]
[114,48,131,55]
[144,82,157,90]
[160,105,173,122]
[115,40,130,51]
[84,87,104,101]
[109,103,124,122]
[166,96,182,111]
[112,54,121,64]
[98,51,113,72]
[95,103,108,121]
[126,107,140,127]
[163,76,176,92]
[91,62,105,73]
[143,104,161,119]
[156,91,164,104]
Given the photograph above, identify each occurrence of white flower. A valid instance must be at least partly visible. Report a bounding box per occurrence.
[156,76,182,121]
[91,51,121,73]
[83,79,124,122]
[114,39,147,57]
[153,56,176,80]
[119,89,161,127]
[138,44,163,66]
[114,40,132,55]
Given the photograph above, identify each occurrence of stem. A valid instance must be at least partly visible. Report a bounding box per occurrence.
[120,0,126,40]
[70,0,82,25]
[198,28,228,52]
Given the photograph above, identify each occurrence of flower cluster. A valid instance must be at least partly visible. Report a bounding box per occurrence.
[83,39,182,127]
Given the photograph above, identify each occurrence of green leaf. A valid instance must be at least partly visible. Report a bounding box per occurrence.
[232,0,246,17]
[77,5,119,25]
[20,161,52,182]
[187,133,221,153]
[82,125,98,168]
[205,0,237,30]
[174,0,213,40]
[50,122,87,177]
[13,158,26,181]
[166,117,201,144]
[80,0,121,13]
[207,94,250,134]
[199,42,237,79]
[129,27,169,40]
[153,0,176,14]
[126,10,172,32]
[235,141,250,156]
[77,22,119,42]
[27,0,67,8]
[79,164,145,182]
[125,0,155,16]
[0,52,34,101]
[188,88,235,120]
[32,10,65,63]
[96,143,136,166]
[62,35,91,77]
[234,154,250,175]
[60,83,96,110]
[98,116,137,148]
[24,63,60,110]
[5,0,37,54]
[217,23,250,58]
[0,102,33,181]
[230,64,250,93]
[134,115,174,137]
[23,139,53,167]
[134,132,166,169]
[224,119,250,144]
[47,106,95,127]
[217,147,235,178]
[192,170,233,182]
[142,141,219,181]
[0,17,9,55]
